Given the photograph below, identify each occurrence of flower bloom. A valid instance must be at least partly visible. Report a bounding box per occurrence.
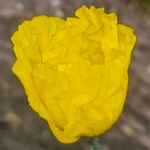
[11,5,136,143]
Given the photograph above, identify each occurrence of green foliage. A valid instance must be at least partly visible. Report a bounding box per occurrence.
[134,0,150,12]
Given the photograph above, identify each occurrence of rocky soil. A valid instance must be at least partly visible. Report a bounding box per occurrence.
[0,0,150,150]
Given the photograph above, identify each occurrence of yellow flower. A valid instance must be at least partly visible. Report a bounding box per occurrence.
[11,5,136,143]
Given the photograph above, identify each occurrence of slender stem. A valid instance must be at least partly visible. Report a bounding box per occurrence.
[90,137,102,150]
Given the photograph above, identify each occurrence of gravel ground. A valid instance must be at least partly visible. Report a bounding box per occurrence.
[0,0,150,150]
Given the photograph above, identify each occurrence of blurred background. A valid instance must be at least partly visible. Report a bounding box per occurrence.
[0,0,150,150]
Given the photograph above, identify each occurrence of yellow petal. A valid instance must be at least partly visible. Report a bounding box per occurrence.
[11,5,136,143]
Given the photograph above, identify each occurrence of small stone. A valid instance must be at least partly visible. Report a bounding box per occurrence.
[4,111,21,129]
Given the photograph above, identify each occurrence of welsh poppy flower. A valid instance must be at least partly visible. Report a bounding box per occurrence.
[11,5,136,143]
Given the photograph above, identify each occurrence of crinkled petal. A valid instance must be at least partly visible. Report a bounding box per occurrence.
[11,5,136,143]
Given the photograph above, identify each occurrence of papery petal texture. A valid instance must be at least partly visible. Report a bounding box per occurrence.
[11,5,136,143]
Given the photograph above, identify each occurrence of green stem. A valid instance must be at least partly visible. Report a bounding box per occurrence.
[90,137,102,150]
